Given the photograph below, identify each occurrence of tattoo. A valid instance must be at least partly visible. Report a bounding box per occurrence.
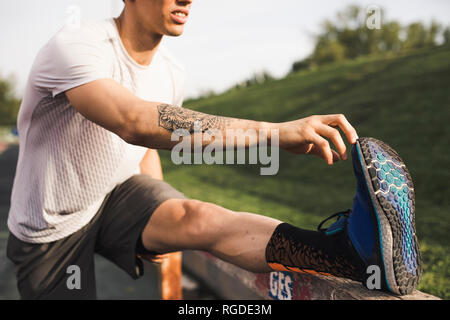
[157,104,231,134]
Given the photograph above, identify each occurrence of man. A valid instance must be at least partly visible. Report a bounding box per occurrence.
[6,0,422,299]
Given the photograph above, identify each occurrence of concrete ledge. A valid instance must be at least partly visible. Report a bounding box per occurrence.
[182,250,439,300]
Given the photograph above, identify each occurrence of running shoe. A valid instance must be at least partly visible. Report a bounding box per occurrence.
[346,137,422,295]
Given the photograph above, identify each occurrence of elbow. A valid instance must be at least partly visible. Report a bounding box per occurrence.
[117,113,153,147]
[118,116,146,146]
[123,128,160,149]
[119,127,140,146]
[115,100,160,148]
[115,106,143,146]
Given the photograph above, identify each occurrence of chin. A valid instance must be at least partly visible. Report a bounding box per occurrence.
[163,23,185,37]
[166,28,184,37]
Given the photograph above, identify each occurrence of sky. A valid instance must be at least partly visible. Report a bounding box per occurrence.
[0,0,449,99]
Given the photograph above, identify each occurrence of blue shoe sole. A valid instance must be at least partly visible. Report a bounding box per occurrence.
[355,137,422,295]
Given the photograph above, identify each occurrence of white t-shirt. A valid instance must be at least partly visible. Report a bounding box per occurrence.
[8,19,186,243]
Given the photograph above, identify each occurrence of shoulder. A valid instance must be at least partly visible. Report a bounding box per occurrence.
[30,20,116,92]
[50,19,115,52]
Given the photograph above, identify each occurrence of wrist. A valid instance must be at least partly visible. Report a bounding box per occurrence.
[259,122,279,144]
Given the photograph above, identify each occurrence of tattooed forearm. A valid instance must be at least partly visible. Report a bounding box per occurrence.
[157,104,233,133]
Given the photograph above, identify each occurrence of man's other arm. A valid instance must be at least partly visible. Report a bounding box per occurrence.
[140,149,163,180]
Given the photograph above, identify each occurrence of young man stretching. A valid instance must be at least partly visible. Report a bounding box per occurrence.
[7,0,422,299]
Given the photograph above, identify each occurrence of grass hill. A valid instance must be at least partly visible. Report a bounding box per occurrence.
[159,45,450,298]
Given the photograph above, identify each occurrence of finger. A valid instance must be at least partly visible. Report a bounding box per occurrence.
[331,149,341,163]
[320,114,358,145]
[316,124,348,160]
[308,133,334,165]
[310,145,340,164]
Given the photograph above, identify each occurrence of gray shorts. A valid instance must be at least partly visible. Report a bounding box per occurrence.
[6,174,186,300]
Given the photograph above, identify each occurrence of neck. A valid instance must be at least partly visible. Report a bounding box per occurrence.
[114,11,163,66]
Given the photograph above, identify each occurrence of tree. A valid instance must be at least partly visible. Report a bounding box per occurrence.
[0,76,21,126]
[313,38,346,65]
[291,5,445,72]
[402,21,441,50]
[443,27,450,45]
[380,22,403,52]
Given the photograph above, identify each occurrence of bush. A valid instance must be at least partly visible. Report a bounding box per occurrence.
[291,5,448,72]
[0,77,21,126]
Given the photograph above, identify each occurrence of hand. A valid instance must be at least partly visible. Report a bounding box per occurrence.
[276,114,359,165]
[137,252,170,264]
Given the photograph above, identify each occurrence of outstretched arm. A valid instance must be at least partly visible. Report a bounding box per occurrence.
[66,79,358,165]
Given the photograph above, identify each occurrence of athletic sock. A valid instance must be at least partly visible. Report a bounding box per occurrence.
[265,223,365,281]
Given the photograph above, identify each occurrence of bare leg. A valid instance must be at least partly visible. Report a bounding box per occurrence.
[141,199,282,273]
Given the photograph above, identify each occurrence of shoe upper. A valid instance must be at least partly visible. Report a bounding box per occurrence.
[318,144,376,266]
[346,143,377,265]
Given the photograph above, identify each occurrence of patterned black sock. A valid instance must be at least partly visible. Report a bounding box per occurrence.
[265,223,365,281]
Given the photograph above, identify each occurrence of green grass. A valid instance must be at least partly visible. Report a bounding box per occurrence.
[159,46,450,299]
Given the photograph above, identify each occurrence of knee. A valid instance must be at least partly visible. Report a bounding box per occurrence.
[180,199,221,248]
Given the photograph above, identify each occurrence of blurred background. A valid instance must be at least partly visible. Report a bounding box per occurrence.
[0,0,449,299]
